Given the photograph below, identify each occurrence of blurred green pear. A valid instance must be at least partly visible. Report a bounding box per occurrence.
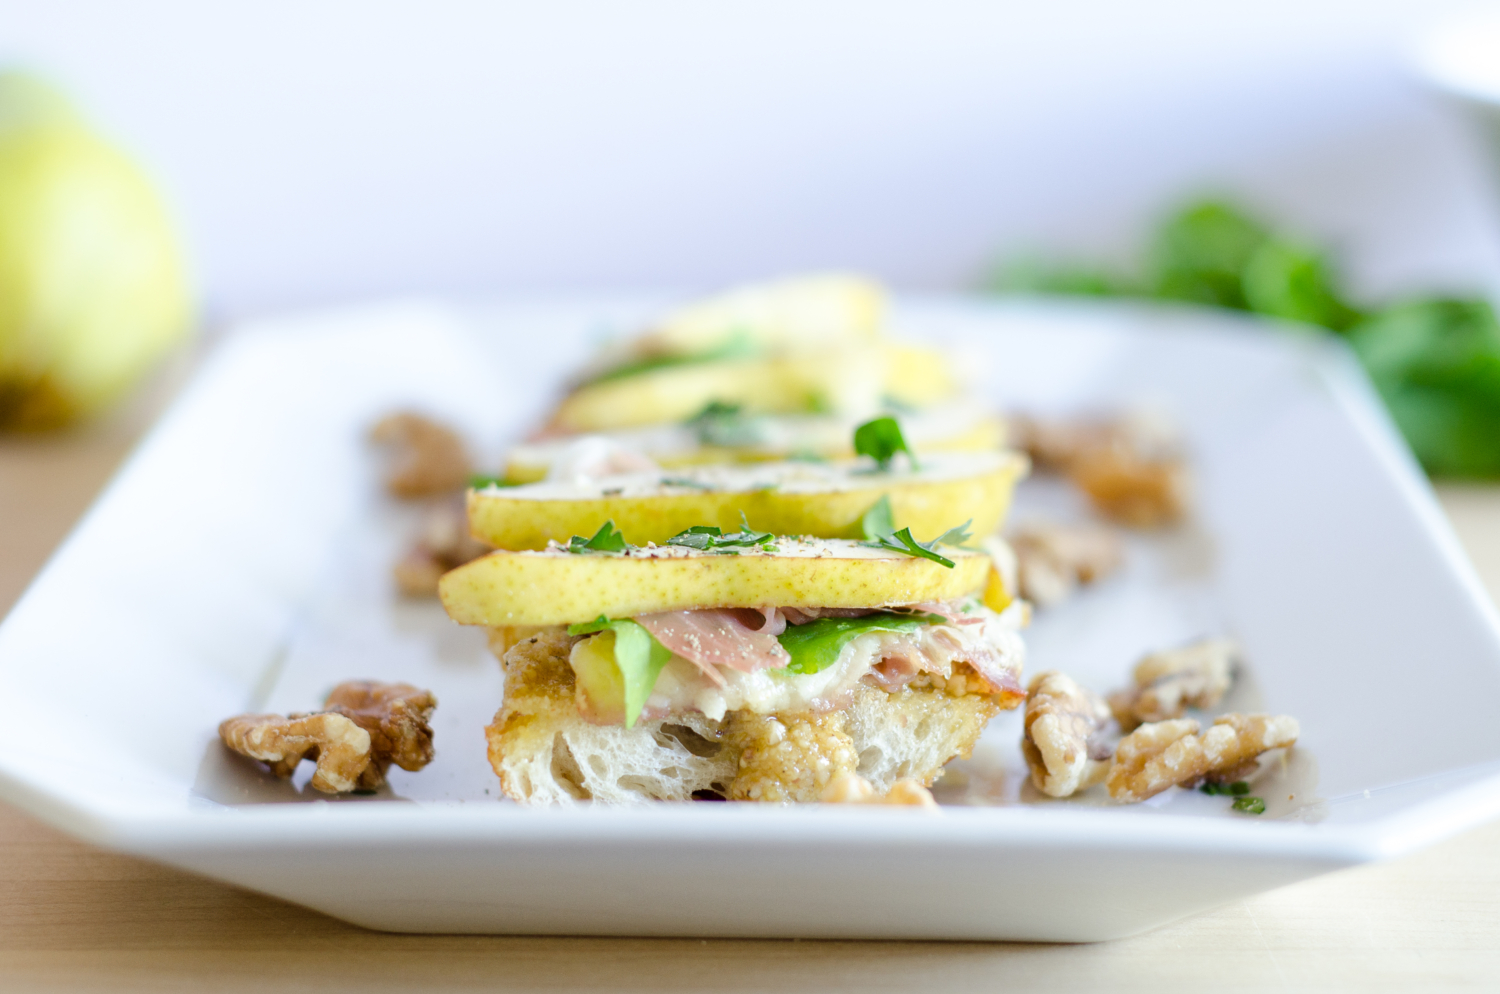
[0,73,191,430]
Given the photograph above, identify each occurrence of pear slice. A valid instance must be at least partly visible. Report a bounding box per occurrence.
[503,402,1005,484]
[469,450,1026,551]
[439,538,995,628]
[551,343,954,433]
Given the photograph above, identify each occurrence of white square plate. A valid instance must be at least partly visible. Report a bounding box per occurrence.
[2,297,1499,942]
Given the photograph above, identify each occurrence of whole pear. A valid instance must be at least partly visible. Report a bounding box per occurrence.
[0,74,191,430]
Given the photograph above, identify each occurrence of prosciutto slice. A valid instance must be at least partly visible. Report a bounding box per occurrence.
[779,606,880,625]
[902,600,986,625]
[635,609,792,684]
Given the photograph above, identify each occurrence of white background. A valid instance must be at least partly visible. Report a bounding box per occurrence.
[3,1,1499,319]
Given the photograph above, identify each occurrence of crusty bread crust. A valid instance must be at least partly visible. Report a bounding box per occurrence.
[485,628,1002,805]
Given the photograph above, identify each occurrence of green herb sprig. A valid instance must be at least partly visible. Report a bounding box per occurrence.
[566,520,630,554]
[1199,781,1251,796]
[666,514,777,554]
[865,520,972,569]
[990,197,1500,479]
[1200,780,1265,814]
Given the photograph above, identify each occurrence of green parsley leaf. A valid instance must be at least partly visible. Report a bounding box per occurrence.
[860,494,896,540]
[931,520,974,549]
[865,525,962,568]
[665,517,776,553]
[853,416,917,471]
[563,616,672,727]
[468,474,512,489]
[777,614,937,675]
[566,520,629,554]
[1231,795,1266,815]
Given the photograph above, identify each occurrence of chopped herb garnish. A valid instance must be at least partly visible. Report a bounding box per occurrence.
[660,476,715,490]
[861,494,896,540]
[566,520,630,554]
[468,474,512,489]
[685,400,765,447]
[1200,781,1252,796]
[853,416,917,471]
[665,516,776,553]
[1231,796,1266,815]
[930,520,975,549]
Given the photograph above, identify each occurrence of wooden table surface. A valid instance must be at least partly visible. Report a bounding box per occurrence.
[3,375,1500,993]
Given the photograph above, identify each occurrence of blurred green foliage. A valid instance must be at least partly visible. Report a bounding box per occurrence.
[991,199,1500,479]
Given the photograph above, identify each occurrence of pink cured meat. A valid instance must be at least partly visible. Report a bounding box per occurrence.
[635,609,791,683]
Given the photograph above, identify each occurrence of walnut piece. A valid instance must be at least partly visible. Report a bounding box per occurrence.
[323,681,437,786]
[1070,448,1191,528]
[1010,521,1124,608]
[1106,713,1299,802]
[1021,671,1113,798]
[1011,412,1191,527]
[1109,638,1238,732]
[219,712,372,793]
[820,773,938,808]
[219,680,437,793]
[370,411,473,498]
[393,497,491,597]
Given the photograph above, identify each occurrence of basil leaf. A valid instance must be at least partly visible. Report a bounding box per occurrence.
[861,494,896,540]
[777,613,934,675]
[853,416,917,471]
[1350,299,1500,478]
[567,520,629,553]
[565,617,673,727]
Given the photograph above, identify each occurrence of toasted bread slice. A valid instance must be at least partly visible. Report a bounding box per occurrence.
[487,630,1001,804]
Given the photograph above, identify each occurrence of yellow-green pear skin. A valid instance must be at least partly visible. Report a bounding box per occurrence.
[0,74,192,430]
[469,455,1025,550]
[439,544,993,627]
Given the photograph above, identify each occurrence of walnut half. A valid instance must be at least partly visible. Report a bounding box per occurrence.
[1011,412,1191,528]
[1010,521,1124,608]
[1109,637,1238,732]
[370,411,473,499]
[220,681,437,793]
[1106,713,1299,803]
[1021,671,1113,798]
